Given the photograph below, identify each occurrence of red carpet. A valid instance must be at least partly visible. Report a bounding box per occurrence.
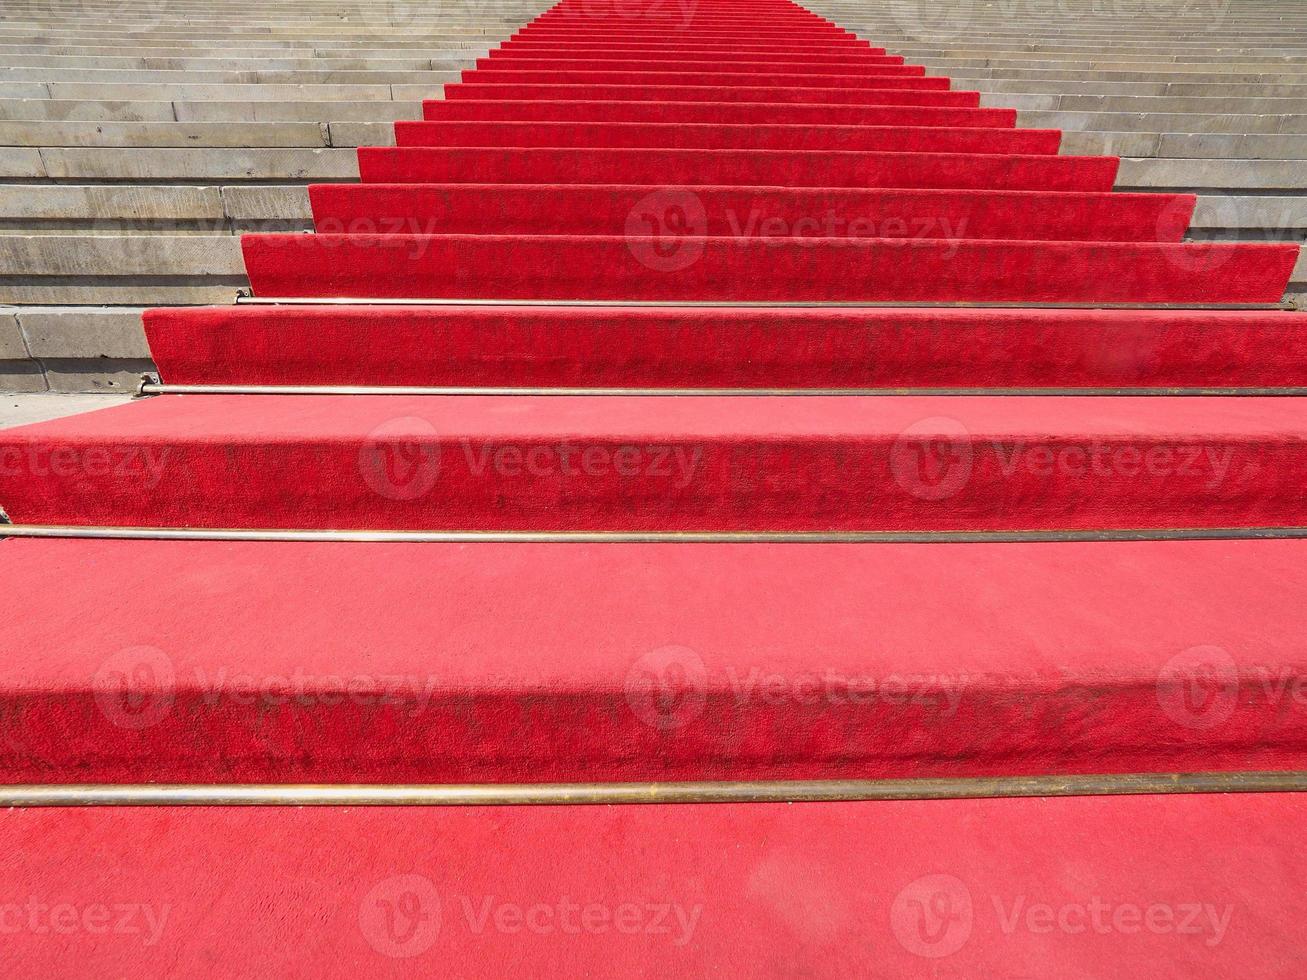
[392,121,1059,151]
[2,3,1307,963]
[3,394,1306,531]
[3,536,1307,783]
[310,185,1188,238]
[5,794,1303,976]
[457,71,952,88]
[144,306,1306,389]
[242,234,1294,302]
[355,146,1114,187]
[421,99,1019,126]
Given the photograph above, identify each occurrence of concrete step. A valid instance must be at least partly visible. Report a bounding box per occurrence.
[1019,108,1307,135]
[0,99,424,122]
[0,120,335,147]
[0,67,472,84]
[0,233,245,306]
[983,93,1307,114]
[32,146,358,180]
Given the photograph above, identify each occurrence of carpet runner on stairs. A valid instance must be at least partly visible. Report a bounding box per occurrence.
[3,535,1307,783]
[1,0,1306,971]
[3,794,1303,974]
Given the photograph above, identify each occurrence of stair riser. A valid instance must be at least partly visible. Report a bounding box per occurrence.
[392,121,1051,151]
[143,307,1305,389]
[3,411,1303,532]
[241,235,1294,304]
[444,83,980,104]
[421,99,1017,126]
[461,70,944,87]
[309,184,1189,241]
[357,147,1114,189]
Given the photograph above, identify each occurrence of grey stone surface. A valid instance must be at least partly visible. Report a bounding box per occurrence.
[37,146,358,180]
[0,146,46,177]
[219,186,312,222]
[0,311,31,359]
[0,235,243,277]
[174,100,423,122]
[0,120,333,147]
[0,361,49,395]
[0,393,134,425]
[17,307,151,359]
[327,121,397,146]
[1117,158,1307,190]
[0,98,178,122]
[0,184,225,221]
[6,0,1306,382]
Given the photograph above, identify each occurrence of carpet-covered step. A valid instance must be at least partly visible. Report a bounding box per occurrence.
[6,794,1300,974]
[459,69,942,88]
[357,147,1113,188]
[443,83,980,105]
[515,27,860,39]
[498,42,891,55]
[3,536,1307,781]
[422,98,1018,126]
[240,234,1294,303]
[141,306,1307,390]
[476,56,910,70]
[484,47,899,63]
[392,121,1056,152]
[309,185,1185,241]
[3,393,1307,531]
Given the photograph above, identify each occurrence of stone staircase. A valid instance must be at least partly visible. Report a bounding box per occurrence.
[2,0,1307,973]
[1,0,1306,397]
[0,0,547,393]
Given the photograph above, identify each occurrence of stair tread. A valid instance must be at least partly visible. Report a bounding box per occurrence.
[5,792,1302,972]
[1,535,1306,781]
